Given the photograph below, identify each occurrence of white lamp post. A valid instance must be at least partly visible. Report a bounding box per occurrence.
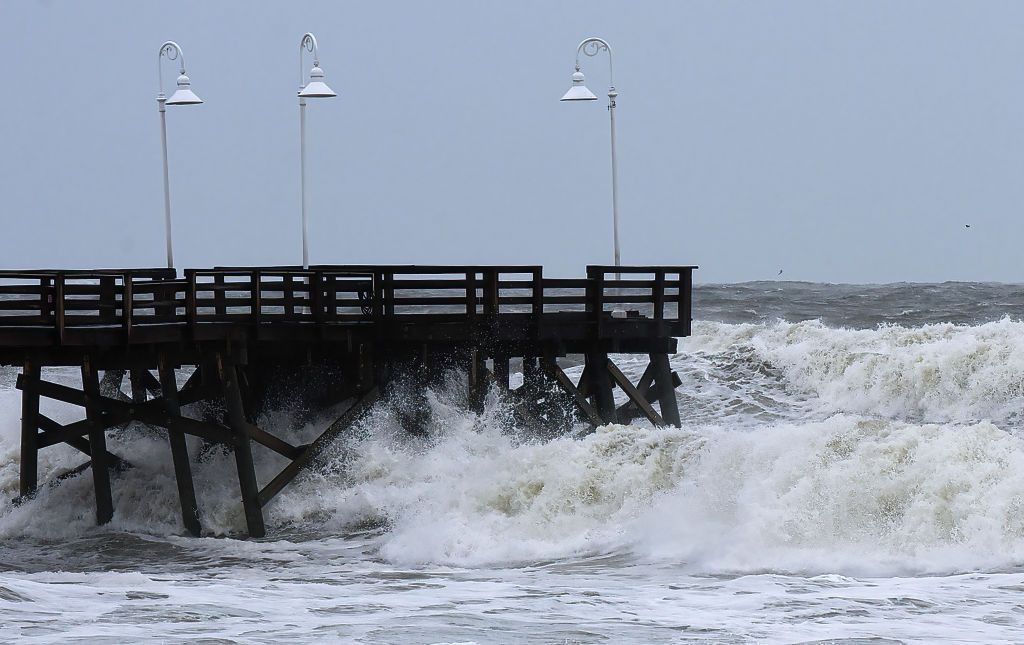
[561,37,621,275]
[298,32,337,269]
[157,41,202,271]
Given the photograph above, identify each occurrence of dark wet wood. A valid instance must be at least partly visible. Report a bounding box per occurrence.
[19,359,39,497]
[606,359,664,427]
[540,356,603,428]
[650,353,682,427]
[81,355,113,525]
[217,353,266,538]
[2,263,695,538]
[159,353,201,537]
[585,351,616,423]
[258,387,380,508]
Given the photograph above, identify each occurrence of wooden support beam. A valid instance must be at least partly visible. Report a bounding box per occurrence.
[356,342,374,393]
[615,365,679,422]
[129,368,147,404]
[217,353,266,538]
[19,359,39,498]
[585,350,616,424]
[38,416,110,448]
[18,374,85,406]
[521,356,539,395]
[236,419,301,459]
[468,347,486,413]
[36,413,132,471]
[176,368,204,404]
[539,356,603,428]
[492,352,510,391]
[159,353,201,537]
[606,359,665,426]
[500,372,549,432]
[650,353,681,427]
[576,363,593,399]
[19,377,231,445]
[258,386,380,508]
[142,369,162,398]
[81,355,113,525]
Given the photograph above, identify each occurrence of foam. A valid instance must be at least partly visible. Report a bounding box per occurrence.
[4,321,1024,577]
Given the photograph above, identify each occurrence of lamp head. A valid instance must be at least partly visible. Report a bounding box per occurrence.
[166,73,203,105]
[299,64,337,98]
[560,70,597,101]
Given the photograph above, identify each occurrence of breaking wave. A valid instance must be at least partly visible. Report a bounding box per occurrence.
[684,317,1024,423]
[3,317,1024,576]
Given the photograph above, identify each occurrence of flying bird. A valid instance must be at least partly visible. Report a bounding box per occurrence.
[965,224,971,228]
[777,269,783,276]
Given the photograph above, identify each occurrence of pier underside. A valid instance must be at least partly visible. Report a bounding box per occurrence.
[2,264,694,537]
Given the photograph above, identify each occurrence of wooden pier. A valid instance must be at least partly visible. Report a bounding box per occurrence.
[0,264,694,537]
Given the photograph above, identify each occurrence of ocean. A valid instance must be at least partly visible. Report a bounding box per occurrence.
[2,281,1024,643]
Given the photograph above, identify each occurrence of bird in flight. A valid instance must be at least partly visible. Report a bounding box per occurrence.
[777,269,783,276]
[965,224,971,228]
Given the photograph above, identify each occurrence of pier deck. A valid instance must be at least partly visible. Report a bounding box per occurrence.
[1,264,694,537]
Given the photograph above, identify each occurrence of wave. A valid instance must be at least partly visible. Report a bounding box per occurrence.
[4,318,1024,576]
[264,410,1024,575]
[684,317,1024,424]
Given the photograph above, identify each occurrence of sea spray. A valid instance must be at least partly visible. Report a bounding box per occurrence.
[684,317,1024,423]
[265,412,1024,573]
[5,283,1024,641]
[4,319,1024,576]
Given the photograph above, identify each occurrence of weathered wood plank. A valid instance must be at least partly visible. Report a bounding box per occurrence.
[18,376,231,444]
[650,353,681,427]
[81,355,113,525]
[19,359,39,497]
[540,356,603,428]
[159,353,201,537]
[258,386,380,507]
[217,353,266,538]
[585,351,616,423]
[606,359,664,427]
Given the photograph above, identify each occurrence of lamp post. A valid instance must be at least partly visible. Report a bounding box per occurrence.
[298,32,337,269]
[561,37,620,276]
[157,41,202,271]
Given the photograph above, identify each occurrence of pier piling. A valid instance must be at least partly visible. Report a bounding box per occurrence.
[5,264,692,537]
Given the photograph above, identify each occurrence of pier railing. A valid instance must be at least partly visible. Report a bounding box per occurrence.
[0,265,695,342]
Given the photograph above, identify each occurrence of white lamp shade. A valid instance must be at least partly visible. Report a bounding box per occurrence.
[299,65,337,98]
[560,70,597,101]
[166,74,203,105]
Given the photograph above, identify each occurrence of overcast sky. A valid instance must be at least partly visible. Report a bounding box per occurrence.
[2,1,1023,283]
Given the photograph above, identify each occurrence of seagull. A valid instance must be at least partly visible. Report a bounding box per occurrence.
[777,269,783,276]
[965,224,971,228]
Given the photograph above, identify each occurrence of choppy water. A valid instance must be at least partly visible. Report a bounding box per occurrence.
[4,281,1024,643]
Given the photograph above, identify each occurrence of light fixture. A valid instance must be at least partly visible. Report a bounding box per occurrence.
[560,70,598,102]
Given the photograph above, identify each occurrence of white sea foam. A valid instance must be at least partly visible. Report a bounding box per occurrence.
[5,321,1024,578]
[263,412,1024,575]
[684,317,1024,423]
[4,316,1024,640]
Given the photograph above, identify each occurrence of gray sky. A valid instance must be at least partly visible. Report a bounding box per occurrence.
[1,0,1022,283]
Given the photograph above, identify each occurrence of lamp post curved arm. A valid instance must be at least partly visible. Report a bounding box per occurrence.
[575,37,614,89]
[158,41,187,98]
[299,33,322,91]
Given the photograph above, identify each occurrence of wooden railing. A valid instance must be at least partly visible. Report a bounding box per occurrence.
[0,265,695,341]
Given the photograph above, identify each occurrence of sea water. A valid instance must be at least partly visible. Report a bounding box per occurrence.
[3,282,1024,643]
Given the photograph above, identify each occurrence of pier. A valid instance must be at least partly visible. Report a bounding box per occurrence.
[1,264,694,537]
